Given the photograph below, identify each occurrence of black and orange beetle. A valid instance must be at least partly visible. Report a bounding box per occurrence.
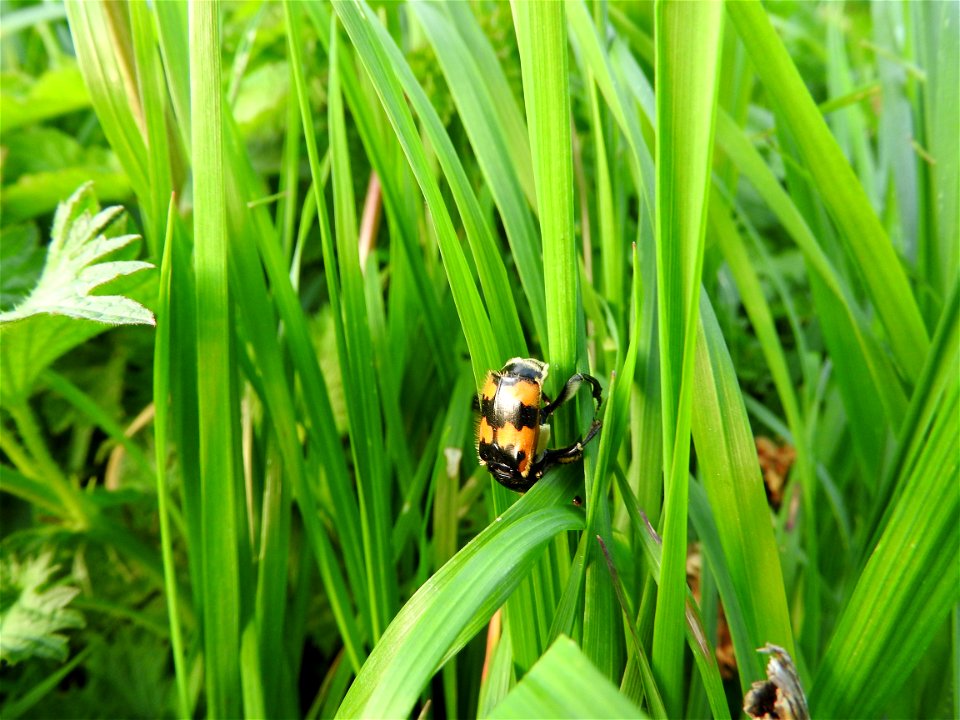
[476,357,603,492]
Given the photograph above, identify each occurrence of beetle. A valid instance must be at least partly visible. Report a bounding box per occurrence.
[476,357,603,492]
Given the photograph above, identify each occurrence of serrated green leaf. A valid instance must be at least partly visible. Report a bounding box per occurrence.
[0,185,155,405]
[0,553,85,665]
[0,183,154,326]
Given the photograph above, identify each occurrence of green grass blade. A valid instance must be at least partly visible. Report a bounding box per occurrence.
[442,2,536,207]
[63,2,149,199]
[510,0,587,675]
[812,283,959,717]
[566,0,655,224]
[412,2,547,346]
[650,2,724,714]
[488,636,646,719]
[573,244,643,679]
[353,3,527,362]
[915,1,959,306]
[713,109,908,429]
[331,0,500,383]
[129,0,175,259]
[692,294,796,666]
[513,0,578,388]
[327,17,396,642]
[283,2,377,668]
[726,0,929,381]
[189,1,243,714]
[617,477,729,719]
[299,2,470,388]
[152,197,189,719]
[871,2,916,258]
[708,189,820,657]
[336,498,584,719]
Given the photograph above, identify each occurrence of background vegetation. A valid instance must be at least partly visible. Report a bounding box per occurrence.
[1,0,957,718]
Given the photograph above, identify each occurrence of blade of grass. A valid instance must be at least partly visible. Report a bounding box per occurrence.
[331,0,500,383]
[412,1,547,346]
[488,636,646,720]
[915,0,959,307]
[129,0,174,260]
[190,1,243,714]
[692,293,796,671]
[615,477,730,719]
[812,284,959,717]
[511,0,590,676]
[301,1,458,388]
[566,0,655,228]
[151,196,189,720]
[63,2,149,199]
[336,496,584,719]
[707,189,818,658]
[579,244,643,679]
[512,0,578,389]
[824,6,878,211]
[862,280,960,558]
[713,109,907,428]
[352,3,528,363]
[870,2,916,258]
[651,2,724,714]
[726,0,929,381]
[441,2,536,208]
[283,2,380,666]
[327,16,396,642]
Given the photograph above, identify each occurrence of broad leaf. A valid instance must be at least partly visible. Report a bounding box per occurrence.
[0,183,153,326]
[0,553,85,665]
[0,183,154,405]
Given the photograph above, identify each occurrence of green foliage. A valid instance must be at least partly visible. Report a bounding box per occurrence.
[1,1,957,718]
[0,183,153,406]
[0,553,84,665]
[488,635,646,719]
[0,183,152,327]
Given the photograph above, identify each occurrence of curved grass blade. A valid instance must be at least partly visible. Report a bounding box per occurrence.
[617,480,730,719]
[336,502,584,719]
[63,1,149,198]
[707,189,820,656]
[152,197,190,718]
[441,2,536,207]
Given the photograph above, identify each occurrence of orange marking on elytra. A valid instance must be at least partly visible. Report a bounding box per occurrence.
[478,417,494,444]
[494,422,535,451]
[494,422,537,475]
[481,375,498,401]
[512,379,541,407]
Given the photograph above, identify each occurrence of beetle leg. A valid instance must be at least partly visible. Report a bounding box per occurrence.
[530,419,602,478]
[541,373,602,420]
